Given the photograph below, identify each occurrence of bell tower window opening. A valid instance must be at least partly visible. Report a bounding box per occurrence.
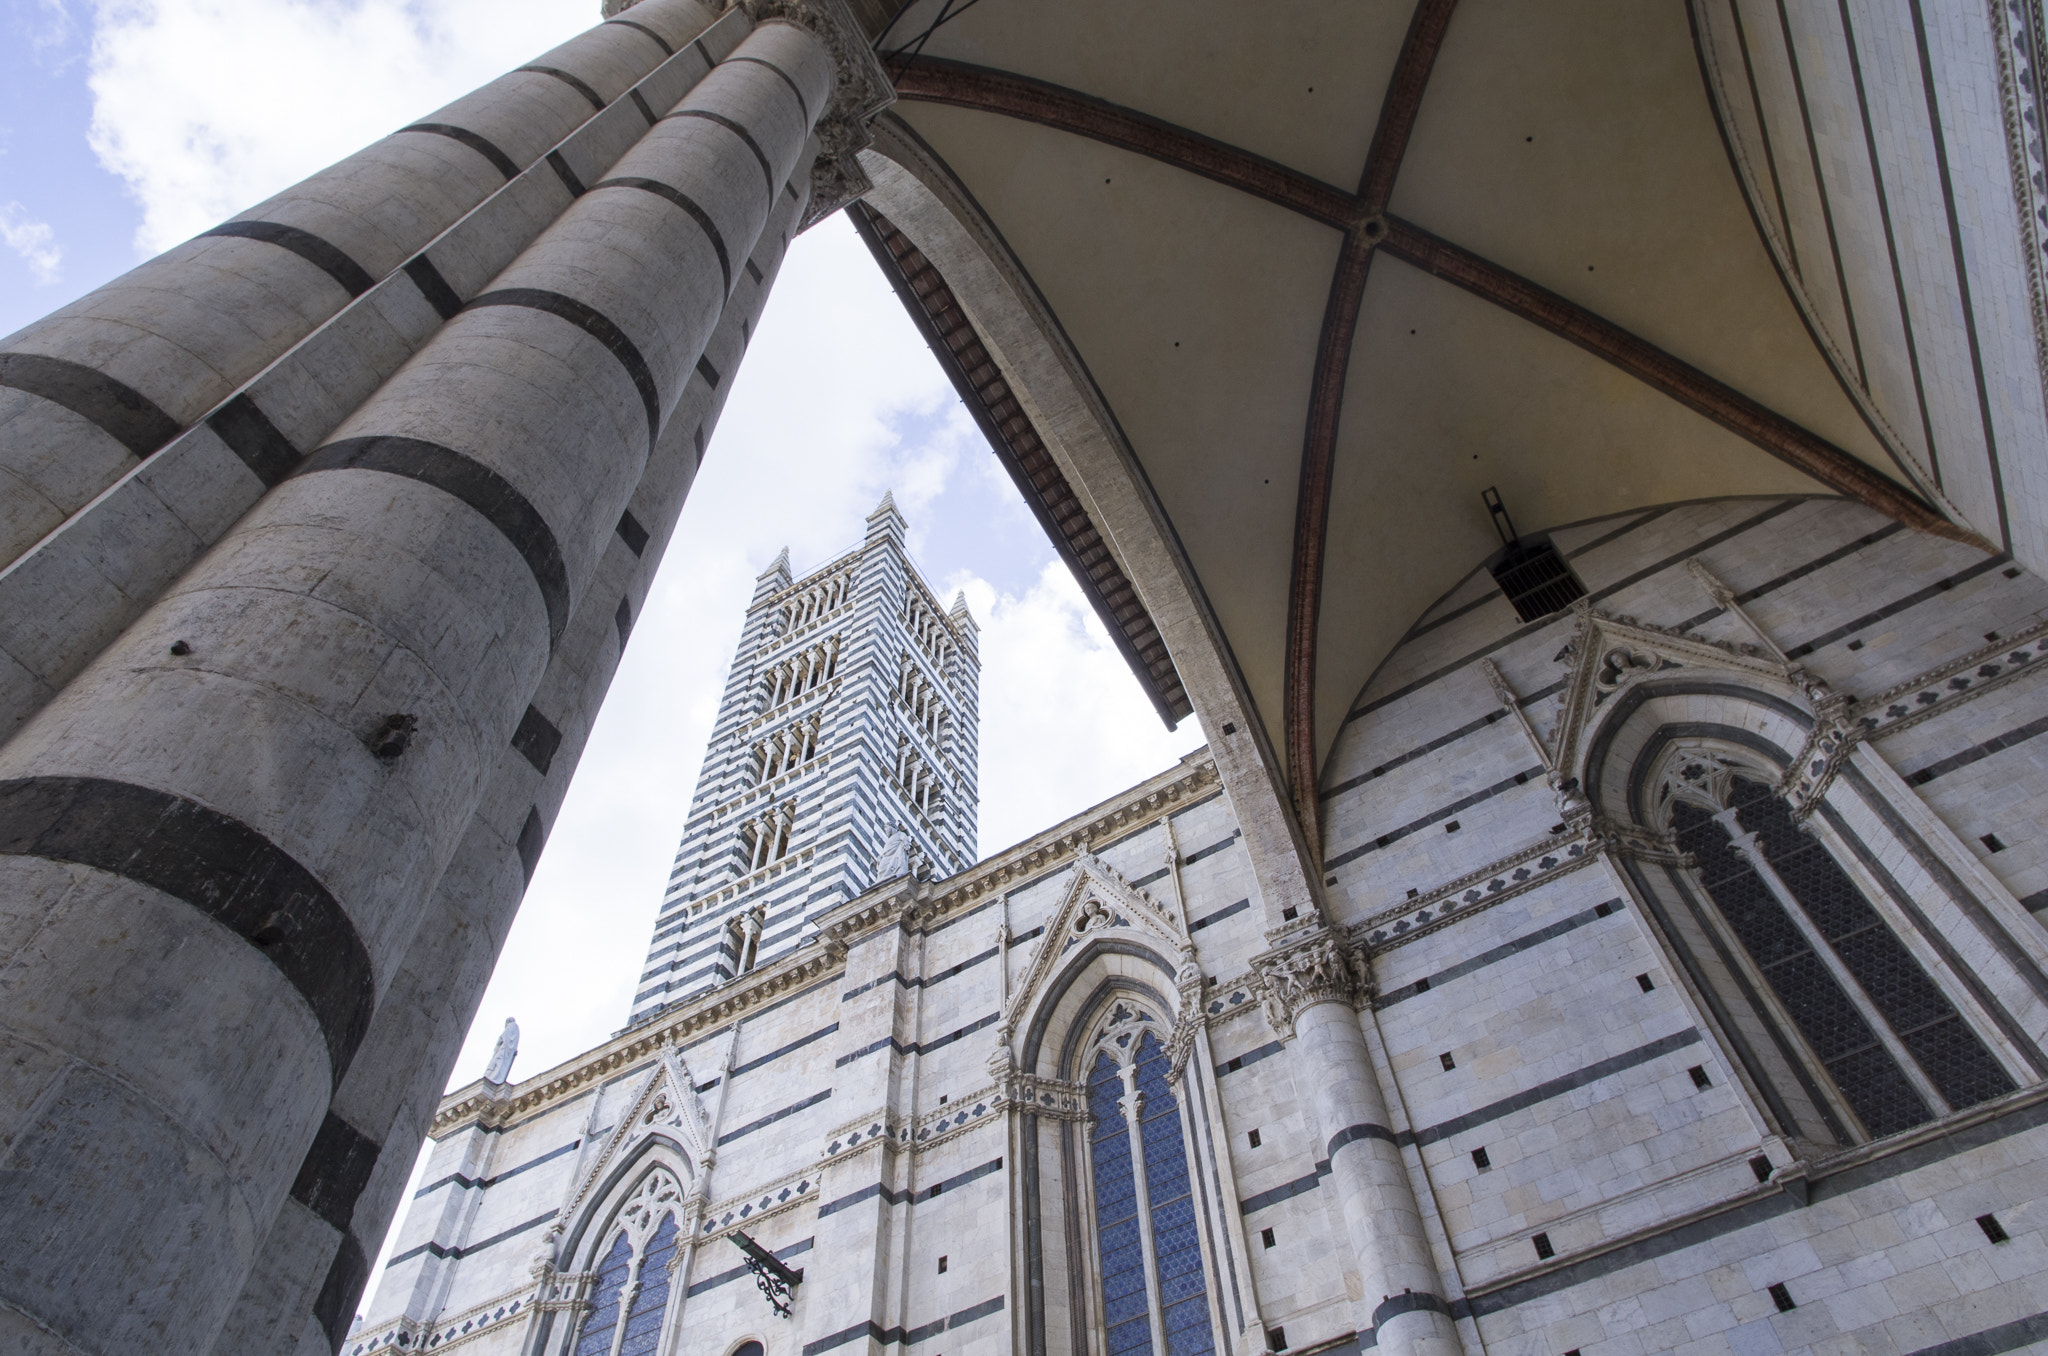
[1083,1004,1217,1356]
[1664,765,2014,1139]
[726,907,764,977]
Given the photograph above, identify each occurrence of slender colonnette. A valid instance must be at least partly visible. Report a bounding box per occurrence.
[0,14,843,1355]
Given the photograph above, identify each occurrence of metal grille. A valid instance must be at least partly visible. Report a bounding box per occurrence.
[1671,799,1932,1137]
[1731,779,2014,1112]
[1489,538,1587,622]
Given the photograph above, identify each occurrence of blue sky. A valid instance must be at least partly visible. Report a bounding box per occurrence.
[0,0,138,334]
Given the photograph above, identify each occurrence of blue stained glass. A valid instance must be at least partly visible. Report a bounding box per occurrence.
[573,1232,633,1356]
[1134,1034,1214,1356]
[617,1214,678,1356]
[1092,1051,1154,1356]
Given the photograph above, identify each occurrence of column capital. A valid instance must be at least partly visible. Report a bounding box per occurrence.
[1252,925,1372,1033]
[732,0,895,226]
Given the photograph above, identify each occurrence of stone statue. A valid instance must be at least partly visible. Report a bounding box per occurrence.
[484,1016,519,1084]
[876,825,911,881]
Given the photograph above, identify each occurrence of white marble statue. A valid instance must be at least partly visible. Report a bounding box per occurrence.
[484,1016,519,1084]
[877,825,911,881]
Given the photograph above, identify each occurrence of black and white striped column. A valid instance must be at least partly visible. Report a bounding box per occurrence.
[0,0,745,747]
[205,176,802,1356]
[0,18,834,1355]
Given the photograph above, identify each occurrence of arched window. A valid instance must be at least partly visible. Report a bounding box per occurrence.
[1665,760,2014,1138]
[1083,1005,1215,1356]
[569,1170,684,1356]
[573,1232,634,1356]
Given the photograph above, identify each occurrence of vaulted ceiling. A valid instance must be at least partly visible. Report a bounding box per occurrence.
[842,0,2027,851]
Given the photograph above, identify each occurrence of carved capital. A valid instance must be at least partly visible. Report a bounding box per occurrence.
[732,0,894,227]
[1251,928,1371,1033]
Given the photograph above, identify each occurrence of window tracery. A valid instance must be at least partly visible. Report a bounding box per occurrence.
[756,638,839,711]
[778,571,851,634]
[751,717,820,784]
[1657,753,2014,1139]
[736,803,795,875]
[569,1169,685,1356]
[1082,1003,1216,1356]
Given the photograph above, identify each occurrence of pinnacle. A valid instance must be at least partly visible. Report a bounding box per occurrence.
[868,489,901,519]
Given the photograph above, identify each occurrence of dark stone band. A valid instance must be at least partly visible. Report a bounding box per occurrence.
[402,255,465,320]
[725,54,810,123]
[0,352,180,459]
[201,220,375,298]
[546,150,588,198]
[464,287,662,452]
[399,123,520,181]
[313,1232,371,1351]
[512,704,562,775]
[290,1110,382,1234]
[591,176,732,298]
[662,108,774,196]
[629,88,659,126]
[520,64,607,111]
[1326,1122,1399,1158]
[0,775,374,1085]
[205,393,302,487]
[298,434,571,644]
[606,17,674,55]
[1372,1291,1452,1331]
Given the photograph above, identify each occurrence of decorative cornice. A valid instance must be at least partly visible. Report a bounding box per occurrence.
[433,755,1221,1135]
[911,756,1221,934]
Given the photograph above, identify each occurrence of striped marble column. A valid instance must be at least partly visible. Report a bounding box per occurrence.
[0,0,747,746]
[0,15,851,1353]
[1256,930,1464,1356]
[206,174,805,1356]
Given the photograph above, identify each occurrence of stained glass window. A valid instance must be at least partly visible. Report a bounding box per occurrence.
[1086,1015,1216,1356]
[1091,1050,1153,1356]
[1135,1033,1215,1356]
[1671,777,2013,1139]
[618,1214,678,1356]
[574,1231,634,1356]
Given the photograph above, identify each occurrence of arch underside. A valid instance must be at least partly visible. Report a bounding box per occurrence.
[847,0,2035,851]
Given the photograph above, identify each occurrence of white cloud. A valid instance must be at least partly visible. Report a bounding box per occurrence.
[84,0,588,251]
[0,202,62,283]
[961,560,1204,857]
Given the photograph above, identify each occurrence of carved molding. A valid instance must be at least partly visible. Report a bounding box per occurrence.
[1250,927,1371,1034]
[732,0,894,227]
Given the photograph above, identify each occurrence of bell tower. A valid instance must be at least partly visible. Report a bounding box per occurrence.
[630,493,979,1020]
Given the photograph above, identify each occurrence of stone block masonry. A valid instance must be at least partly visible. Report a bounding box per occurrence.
[364,496,2048,1356]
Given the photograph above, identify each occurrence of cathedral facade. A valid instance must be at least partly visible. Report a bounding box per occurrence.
[352,493,2048,1356]
[4,0,2048,1351]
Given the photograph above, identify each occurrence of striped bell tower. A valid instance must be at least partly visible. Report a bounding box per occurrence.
[630,492,978,1019]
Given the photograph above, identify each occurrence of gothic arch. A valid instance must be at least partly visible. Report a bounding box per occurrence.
[1557,602,2043,1149]
[996,851,1195,1081]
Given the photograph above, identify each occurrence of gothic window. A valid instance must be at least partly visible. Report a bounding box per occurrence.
[572,1232,634,1356]
[725,908,763,977]
[617,1214,679,1356]
[1666,766,2014,1139]
[571,1170,685,1356]
[1084,1007,1216,1356]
